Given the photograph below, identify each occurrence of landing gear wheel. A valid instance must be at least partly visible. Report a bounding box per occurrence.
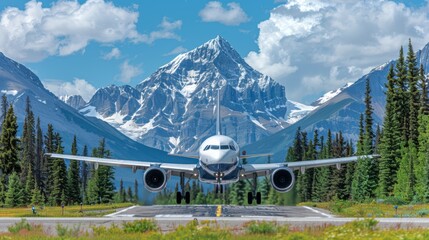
[176,192,182,204]
[215,185,219,194]
[247,192,253,205]
[185,191,190,204]
[220,185,223,194]
[256,192,262,204]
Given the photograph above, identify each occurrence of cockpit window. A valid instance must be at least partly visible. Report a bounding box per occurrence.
[203,145,210,151]
[211,145,220,150]
[220,145,229,150]
[229,145,236,151]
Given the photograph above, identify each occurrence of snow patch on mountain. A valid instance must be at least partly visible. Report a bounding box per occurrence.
[286,100,317,124]
[1,90,18,96]
[313,82,354,106]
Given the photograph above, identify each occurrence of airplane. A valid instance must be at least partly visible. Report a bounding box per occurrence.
[46,90,378,205]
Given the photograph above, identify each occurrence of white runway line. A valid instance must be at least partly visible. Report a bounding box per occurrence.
[302,206,334,218]
[105,205,137,217]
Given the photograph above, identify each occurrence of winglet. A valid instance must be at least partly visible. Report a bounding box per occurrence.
[216,89,221,135]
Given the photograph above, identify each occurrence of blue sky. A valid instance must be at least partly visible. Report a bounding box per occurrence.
[0,0,428,103]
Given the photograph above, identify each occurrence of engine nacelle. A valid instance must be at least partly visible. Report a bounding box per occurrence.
[143,167,169,192]
[270,167,295,192]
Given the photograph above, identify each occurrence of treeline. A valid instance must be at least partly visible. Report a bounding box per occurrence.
[0,96,138,207]
[293,39,429,204]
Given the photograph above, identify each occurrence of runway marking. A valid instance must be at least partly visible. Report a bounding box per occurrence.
[105,205,137,217]
[302,206,334,218]
[155,215,193,218]
[216,205,222,217]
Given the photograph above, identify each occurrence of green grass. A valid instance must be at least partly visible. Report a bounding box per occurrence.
[0,202,133,217]
[4,218,429,239]
[299,201,429,218]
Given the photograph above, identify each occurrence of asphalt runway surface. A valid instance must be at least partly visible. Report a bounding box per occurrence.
[1,205,429,235]
[108,205,334,218]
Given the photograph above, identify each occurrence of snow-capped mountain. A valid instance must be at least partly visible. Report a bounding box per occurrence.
[245,42,429,162]
[85,36,289,153]
[60,95,87,109]
[0,52,182,191]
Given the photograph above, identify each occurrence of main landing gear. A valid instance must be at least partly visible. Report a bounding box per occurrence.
[247,173,262,205]
[176,173,191,204]
[215,184,223,194]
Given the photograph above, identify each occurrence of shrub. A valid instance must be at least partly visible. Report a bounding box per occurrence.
[245,221,278,235]
[56,223,81,237]
[8,219,31,233]
[122,219,158,233]
[417,209,429,217]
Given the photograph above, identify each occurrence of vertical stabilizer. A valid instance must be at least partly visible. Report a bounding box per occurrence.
[216,89,221,135]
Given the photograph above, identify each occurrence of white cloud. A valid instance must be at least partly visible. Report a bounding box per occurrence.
[164,46,187,56]
[246,0,429,102]
[138,17,182,44]
[103,48,121,60]
[43,78,96,102]
[118,60,142,83]
[199,1,249,26]
[0,1,182,62]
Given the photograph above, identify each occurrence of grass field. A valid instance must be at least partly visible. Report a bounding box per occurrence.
[0,202,133,217]
[2,218,429,239]
[299,201,429,218]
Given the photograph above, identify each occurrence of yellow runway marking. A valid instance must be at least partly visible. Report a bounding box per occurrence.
[216,205,222,217]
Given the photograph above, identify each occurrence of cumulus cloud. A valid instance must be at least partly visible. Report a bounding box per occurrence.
[246,0,429,102]
[199,1,249,26]
[138,17,182,44]
[43,78,96,102]
[103,48,121,60]
[117,60,142,83]
[0,1,182,62]
[164,46,187,56]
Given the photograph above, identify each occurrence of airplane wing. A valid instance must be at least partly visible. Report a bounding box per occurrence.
[241,155,379,178]
[45,153,198,178]
[240,153,272,159]
[168,153,199,159]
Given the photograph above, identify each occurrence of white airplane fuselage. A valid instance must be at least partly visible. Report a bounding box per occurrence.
[197,134,240,184]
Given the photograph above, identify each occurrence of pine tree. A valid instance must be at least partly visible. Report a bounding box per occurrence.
[0,105,20,175]
[1,94,7,127]
[351,113,371,201]
[31,181,43,206]
[364,78,378,198]
[127,187,133,202]
[378,64,401,198]
[24,164,35,205]
[21,96,36,183]
[86,169,99,204]
[81,145,88,204]
[66,135,81,205]
[419,65,429,115]
[134,179,139,203]
[35,118,43,188]
[43,124,55,199]
[5,172,23,207]
[407,39,420,147]
[50,133,67,206]
[395,46,409,144]
[118,178,125,203]
[415,115,429,202]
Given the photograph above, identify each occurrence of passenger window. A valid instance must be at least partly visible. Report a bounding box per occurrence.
[229,145,236,151]
[220,145,229,150]
[211,145,220,150]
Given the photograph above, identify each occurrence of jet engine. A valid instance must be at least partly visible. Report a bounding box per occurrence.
[143,167,169,192]
[270,167,295,192]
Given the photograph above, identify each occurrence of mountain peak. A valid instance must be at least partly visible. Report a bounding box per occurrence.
[204,35,230,51]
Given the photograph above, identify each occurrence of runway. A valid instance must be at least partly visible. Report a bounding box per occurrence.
[1,205,429,235]
[107,205,334,218]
